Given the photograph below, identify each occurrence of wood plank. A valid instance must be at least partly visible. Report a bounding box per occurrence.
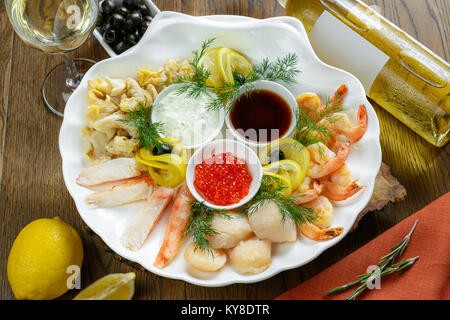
[0,3,14,189]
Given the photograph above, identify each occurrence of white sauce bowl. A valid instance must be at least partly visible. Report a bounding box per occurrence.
[151,83,225,150]
[186,139,263,210]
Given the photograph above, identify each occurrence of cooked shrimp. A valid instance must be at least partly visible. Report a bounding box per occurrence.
[292,177,323,205]
[76,157,143,186]
[320,165,363,201]
[321,105,368,145]
[121,186,174,251]
[296,92,322,120]
[85,176,154,208]
[307,142,350,179]
[154,184,193,268]
[298,196,343,241]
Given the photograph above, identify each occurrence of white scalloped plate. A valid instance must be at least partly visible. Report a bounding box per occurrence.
[59,12,381,287]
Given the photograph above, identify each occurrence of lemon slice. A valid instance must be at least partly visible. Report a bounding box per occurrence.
[140,137,188,164]
[260,138,310,184]
[73,273,136,300]
[217,47,236,83]
[136,152,186,188]
[227,51,253,82]
[198,47,223,87]
[263,171,292,198]
[263,160,303,191]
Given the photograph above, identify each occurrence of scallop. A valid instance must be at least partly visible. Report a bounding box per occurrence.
[184,242,226,272]
[208,212,253,249]
[248,200,297,242]
[228,237,271,275]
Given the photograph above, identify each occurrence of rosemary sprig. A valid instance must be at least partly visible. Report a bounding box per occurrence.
[241,176,317,226]
[326,219,419,300]
[294,93,344,146]
[184,200,231,254]
[172,39,301,112]
[119,103,163,151]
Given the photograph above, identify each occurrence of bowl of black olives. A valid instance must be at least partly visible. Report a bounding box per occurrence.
[94,0,159,56]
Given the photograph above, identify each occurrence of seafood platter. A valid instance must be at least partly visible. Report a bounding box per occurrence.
[59,12,381,286]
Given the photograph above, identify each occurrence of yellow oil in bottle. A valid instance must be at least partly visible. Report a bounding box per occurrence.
[281,0,449,146]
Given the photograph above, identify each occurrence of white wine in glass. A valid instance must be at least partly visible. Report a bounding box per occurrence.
[5,0,99,116]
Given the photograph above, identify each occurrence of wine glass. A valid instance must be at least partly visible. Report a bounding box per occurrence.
[4,0,99,117]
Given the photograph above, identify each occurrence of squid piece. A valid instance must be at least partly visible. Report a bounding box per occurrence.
[85,177,154,208]
[121,186,174,251]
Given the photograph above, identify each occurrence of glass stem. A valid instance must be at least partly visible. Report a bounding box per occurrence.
[64,54,81,91]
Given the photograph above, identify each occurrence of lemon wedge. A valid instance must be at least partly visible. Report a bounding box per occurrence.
[227,51,253,82]
[263,160,303,191]
[217,48,253,84]
[260,138,310,184]
[263,171,292,198]
[217,47,236,83]
[198,47,223,87]
[73,273,136,300]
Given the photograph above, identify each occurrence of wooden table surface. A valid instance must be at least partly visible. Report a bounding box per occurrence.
[0,0,448,300]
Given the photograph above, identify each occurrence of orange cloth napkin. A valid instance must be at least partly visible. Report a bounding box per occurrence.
[277,192,450,300]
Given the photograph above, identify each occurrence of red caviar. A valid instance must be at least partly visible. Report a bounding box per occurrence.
[194,152,252,206]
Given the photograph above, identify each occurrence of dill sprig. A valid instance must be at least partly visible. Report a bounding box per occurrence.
[172,38,301,111]
[119,103,163,151]
[174,38,215,99]
[250,53,300,84]
[241,176,316,226]
[326,219,419,300]
[184,200,231,254]
[294,93,344,146]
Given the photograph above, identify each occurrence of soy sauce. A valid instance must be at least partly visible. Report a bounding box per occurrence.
[230,89,292,142]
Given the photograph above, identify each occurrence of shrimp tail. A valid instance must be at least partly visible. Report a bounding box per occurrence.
[321,179,363,201]
[299,223,344,241]
[329,84,347,109]
[350,104,368,143]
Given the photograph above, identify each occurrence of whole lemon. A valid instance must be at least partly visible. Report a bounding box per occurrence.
[7,217,84,300]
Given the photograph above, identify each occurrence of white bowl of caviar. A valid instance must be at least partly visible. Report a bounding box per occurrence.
[186,139,263,210]
[151,83,225,150]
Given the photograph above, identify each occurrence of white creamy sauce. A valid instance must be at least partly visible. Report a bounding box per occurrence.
[152,90,221,147]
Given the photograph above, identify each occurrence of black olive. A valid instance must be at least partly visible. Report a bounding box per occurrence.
[101,0,117,15]
[113,40,131,54]
[117,6,129,16]
[107,13,125,28]
[102,19,113,31]
[103,28,117,44]
[124,11,143,31]
[96,14,104,27]
[138,3,150,16]
[126,30,139,45]
[139,20,151,35]
[268,150,285,164]
[143,15,153,22]
[123,0,140,10]
[233,72,246,85]
[152,144,172,156]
